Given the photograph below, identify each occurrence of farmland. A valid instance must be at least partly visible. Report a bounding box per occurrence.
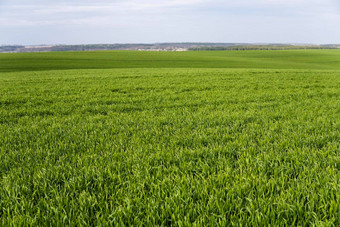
[0,50,340,225]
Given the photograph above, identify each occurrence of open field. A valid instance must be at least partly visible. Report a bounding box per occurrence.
[0,50,340,225]
[1,49,340,72]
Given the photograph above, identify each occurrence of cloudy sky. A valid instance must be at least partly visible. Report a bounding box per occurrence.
[0,0,339,45]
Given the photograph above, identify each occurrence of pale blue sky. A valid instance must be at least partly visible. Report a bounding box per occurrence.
[0,0,339,45]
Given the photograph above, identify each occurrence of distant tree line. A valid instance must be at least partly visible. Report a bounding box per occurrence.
[0,45,25,52]
[188,45,339,51]
[1,43,339,53]
[50,44,155,52]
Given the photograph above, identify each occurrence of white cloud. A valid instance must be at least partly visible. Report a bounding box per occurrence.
[0,0,339,44]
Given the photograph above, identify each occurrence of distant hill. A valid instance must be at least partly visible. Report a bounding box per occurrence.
[0,43,339,53]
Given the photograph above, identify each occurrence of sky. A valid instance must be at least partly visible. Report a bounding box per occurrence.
[0,0,339,45]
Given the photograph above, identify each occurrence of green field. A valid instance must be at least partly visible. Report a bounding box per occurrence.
[1,50,340,225]
[1,49,339,72]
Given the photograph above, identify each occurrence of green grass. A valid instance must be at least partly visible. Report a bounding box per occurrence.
[1,49,339,72]
[0,50,340,225]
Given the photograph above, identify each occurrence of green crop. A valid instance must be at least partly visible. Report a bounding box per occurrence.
[0,50,340,226]
[1,49,339,72]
